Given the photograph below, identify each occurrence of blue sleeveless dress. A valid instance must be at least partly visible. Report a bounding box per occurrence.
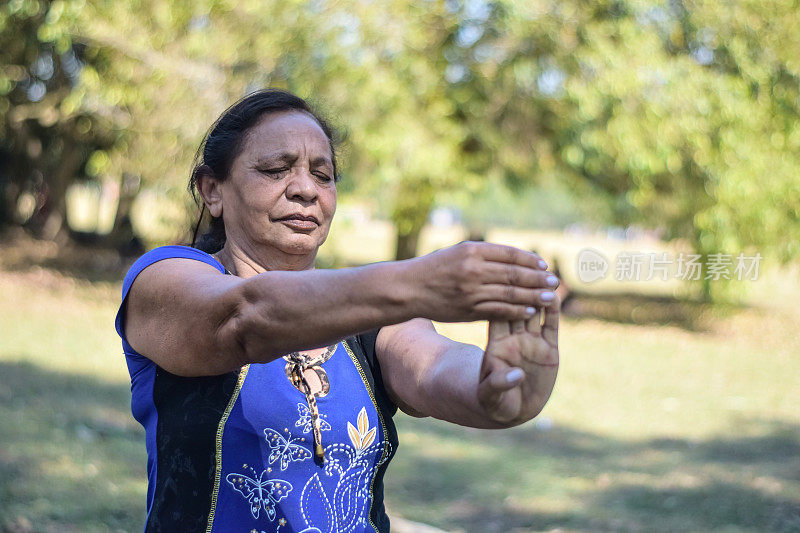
[115,246,399,532]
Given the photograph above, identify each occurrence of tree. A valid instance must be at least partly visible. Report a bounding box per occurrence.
[312,0,492,259]
[540,0,800,298]
[0,0,116,238]
[3,0,798,292]
[448,0,800,298]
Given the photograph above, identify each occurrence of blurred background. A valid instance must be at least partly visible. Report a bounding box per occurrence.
[1,0,799,531]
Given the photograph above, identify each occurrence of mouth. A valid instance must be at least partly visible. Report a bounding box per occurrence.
[277,214,320,224]
[275,214,320,230]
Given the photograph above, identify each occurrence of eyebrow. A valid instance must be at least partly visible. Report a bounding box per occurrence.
[255,151,332,168]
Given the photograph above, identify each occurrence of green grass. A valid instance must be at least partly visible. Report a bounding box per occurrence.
[390,316,800,531]
[1,234,799,532]
[0,270,145,532]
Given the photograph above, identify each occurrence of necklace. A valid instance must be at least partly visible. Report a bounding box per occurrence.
[283,343,337,369]
[283,343,338,463]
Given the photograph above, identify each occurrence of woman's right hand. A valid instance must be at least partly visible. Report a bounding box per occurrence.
[405,241,558,323]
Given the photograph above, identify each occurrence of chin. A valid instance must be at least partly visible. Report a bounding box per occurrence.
[274,235,325,256]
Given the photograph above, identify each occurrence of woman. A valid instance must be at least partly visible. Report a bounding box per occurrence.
[115,89,560,532]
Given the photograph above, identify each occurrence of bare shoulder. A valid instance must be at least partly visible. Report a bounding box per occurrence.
[125,258,239,325]
[123,257,244,375]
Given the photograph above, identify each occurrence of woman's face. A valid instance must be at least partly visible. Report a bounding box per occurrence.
[219,110,337,261]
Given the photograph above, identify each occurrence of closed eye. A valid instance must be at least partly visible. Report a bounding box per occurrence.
[259,166,290,176]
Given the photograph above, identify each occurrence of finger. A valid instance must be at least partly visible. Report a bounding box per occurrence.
[479,263,559,289]
[476,242,548,270]
[488,319,511,338]
[480,285,558,307]
[542,293,560,345]
[510,319,526,334]
[525,307,542,334]
[475,302,539,321]
[487,367,525,393]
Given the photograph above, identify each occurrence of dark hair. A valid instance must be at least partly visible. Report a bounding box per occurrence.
[189,89,340,253]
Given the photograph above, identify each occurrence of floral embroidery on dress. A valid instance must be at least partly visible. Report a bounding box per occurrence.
[299,407,392,533]
[225,407,388,531]
[251,516,304,533]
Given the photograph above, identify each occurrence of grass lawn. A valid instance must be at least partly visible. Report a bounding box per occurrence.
[1,232,799,532]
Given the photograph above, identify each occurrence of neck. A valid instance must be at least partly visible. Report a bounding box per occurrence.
[214,240,316,277]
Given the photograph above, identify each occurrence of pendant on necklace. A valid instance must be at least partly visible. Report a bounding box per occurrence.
[282,343,338,463]
[289,363,326,462]
[284,364,330,397]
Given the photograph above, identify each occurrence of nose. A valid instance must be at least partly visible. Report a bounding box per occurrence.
[285,169,318,203]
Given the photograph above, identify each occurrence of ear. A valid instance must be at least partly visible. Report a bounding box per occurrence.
[195,166,224,218]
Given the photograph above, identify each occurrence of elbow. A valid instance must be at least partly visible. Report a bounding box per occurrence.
[215,303,249,369]
[396,400,430,419]
[214,282,281,368]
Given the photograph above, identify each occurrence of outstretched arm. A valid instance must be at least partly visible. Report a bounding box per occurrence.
[123,242,552,376]
[376,293,560,428]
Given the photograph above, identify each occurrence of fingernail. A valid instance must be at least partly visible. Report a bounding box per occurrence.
[525,306,536,317]
[506,368,524,383]
[539,260,547,269]
[541,291,554,302]
[546,275,559,287]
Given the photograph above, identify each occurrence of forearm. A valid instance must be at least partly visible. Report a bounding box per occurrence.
[419,342,507,429]
[229,260,418,365]
[421,342,557,429]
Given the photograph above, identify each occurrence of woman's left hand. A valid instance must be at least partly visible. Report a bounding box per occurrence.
[477,292,560,425]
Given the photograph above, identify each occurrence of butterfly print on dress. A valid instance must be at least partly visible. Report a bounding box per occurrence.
[296,403,332,434]
[264,427,313,471]
[225,465,292,521]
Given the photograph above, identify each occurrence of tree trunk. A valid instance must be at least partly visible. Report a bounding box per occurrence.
[107,173,145,256]
[29,139,83,241]
[394,224,424,261]
[0,180,21,228]
[391,177,435,260]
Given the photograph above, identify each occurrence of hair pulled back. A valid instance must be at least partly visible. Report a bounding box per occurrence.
[189,89,339,253]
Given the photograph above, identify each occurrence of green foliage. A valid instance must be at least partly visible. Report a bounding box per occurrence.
[1,0,799,291]
[0,0,117,235]
[502,0,800,277]
[456,176,589,231]
[445,0,799,299]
